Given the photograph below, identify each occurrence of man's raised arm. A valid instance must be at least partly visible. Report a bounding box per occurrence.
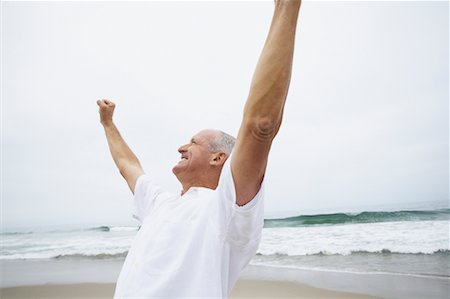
[232,0,301,206]
[97,99,144,193]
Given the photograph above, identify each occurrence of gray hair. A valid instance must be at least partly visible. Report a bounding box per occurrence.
[209,130,236,155]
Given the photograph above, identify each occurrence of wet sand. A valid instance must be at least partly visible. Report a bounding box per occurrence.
[0,280,383,299]
[2,259,448,298]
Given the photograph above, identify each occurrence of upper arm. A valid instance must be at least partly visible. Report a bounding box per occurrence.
[119,162,145,194]
[231,117,279,206]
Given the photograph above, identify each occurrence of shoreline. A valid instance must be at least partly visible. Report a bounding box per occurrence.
[242,264,450,299]
[0,281,382,299]
[1,259,449,299]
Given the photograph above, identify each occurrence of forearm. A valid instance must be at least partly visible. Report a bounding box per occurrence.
[102,122,141,172]
[244,0,301,125]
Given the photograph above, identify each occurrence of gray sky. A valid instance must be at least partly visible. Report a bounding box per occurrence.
[2,1,448,229]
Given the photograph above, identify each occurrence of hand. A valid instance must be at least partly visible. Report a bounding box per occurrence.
[97,99,116,126]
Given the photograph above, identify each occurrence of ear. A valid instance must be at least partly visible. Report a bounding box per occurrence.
[209,152,227,167]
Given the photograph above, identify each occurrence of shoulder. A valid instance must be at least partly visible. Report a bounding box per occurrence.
[215,155,265,211]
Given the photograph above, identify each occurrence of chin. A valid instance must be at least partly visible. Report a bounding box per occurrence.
[172,165,183,178]
[172,165,179,175]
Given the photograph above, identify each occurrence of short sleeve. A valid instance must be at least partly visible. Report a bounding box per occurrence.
[132,174,168,224]
[212,156,265,248]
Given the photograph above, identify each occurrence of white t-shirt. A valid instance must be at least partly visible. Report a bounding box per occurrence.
[114,157,264,299]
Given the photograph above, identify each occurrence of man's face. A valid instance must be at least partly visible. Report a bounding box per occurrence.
[172,130,218,182]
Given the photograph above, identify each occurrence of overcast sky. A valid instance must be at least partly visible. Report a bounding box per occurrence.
[2,1,448,229]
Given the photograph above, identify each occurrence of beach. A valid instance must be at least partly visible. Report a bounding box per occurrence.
[1,259,448,299]
[0,258,383,299]
[3,1,448,298]
[2,205,449,298]
[0,280,381,299]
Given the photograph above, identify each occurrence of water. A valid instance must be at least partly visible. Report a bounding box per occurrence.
[1,226,135,260]
[264,209,450,227]
[2,205,449,278]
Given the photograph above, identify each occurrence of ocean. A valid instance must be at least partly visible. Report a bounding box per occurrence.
[2,204,449,281]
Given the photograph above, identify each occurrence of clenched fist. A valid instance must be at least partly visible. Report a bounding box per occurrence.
[97,99,116,126]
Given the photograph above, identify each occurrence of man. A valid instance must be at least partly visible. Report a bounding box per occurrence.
[98,1,301,297]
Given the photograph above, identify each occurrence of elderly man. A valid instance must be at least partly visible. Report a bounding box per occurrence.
[98,0,301,297]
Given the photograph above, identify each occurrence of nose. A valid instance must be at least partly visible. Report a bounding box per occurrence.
[178,143,188,153]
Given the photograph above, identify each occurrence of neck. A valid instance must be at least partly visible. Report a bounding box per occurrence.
[181,180,218,195]
[179,169,222,195]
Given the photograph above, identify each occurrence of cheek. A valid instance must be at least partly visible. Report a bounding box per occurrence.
[193,151,211,165]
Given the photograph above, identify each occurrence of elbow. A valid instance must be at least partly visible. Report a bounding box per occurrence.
[117,159,141,177]
[246,117,281,142]
[118,165,127,177]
